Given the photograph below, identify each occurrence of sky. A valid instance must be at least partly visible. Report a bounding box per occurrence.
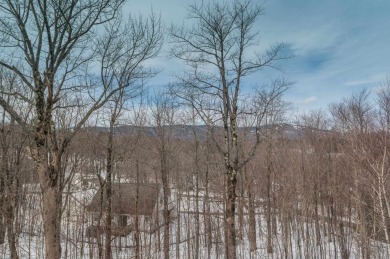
[124,0,390,114]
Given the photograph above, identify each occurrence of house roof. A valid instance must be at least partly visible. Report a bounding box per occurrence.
[87,183,160,216]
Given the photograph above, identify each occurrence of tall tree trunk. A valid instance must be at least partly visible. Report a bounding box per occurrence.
[266,194,273,253]
[225,171,237,259]
[6,208,19,259]
[266,142,273,254]
[41,183,62,259]
[192,122,200,259]
[238,190,244,241]
[248,184,257,252]
[34,88,64,259]
[162,155,170,259]
[135,159,140,259]
[1,118,20,258]
[104,117,114,259]
[204,166,212,258]
[314,183,321,245]
[195,170,200,259]
[175,190,181,259]
[0,213,4,245]
[5,180,19,259]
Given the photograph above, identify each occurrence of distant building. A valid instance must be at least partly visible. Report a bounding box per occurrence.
[86,182,160,237]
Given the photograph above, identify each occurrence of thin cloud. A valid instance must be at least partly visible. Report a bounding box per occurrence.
[122,0,390,113]
[297,96,317,105]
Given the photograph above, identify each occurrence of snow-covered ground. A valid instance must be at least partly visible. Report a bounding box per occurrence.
[0,186,389,258]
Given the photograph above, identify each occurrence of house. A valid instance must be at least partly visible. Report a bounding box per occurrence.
[86,182,160,237]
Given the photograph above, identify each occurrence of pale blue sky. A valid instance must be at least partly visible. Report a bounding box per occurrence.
[125,0,390,113]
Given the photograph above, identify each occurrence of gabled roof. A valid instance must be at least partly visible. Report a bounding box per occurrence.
[87,183,160,216]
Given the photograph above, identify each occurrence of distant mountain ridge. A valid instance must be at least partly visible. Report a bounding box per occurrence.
[83,123,335,141]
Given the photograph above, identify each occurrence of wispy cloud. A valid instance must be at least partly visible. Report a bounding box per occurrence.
[297,96,317,105]
[343,74,384,87]
[124,0,390,113]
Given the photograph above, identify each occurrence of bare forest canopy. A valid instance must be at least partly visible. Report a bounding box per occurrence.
[0,0,389,259]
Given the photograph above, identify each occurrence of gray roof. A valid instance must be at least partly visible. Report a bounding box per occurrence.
[87,183,160,216]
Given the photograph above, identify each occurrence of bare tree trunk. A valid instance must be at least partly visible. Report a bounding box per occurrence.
[0,117,22,259]
[314,183,321,245]
[150,93,175,259]
[103,108,120,259]
[204,166,212,258]
[0,124,6,246]
[0,207,4,245]
[191,117,200,259]
[238,190,244,241]
[162,163,170,259]
[266,184,273,254]
[135,159,140,259]
[195,170,200,259]
[266,142,273,254]
[6,212,18,259]
[104,125,113,259]
[225,172,237,259]
[176,190,181,259]
[41,183,62,259]
[158,133,171,259]
[5,179,19,259]
[186,187,191,259]
[338,220,350,259]
[248,184,257,252]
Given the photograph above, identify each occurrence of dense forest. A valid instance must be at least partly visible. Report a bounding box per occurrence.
[0,0,388,258]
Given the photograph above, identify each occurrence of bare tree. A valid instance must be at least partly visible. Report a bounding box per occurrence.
[0,71,32,259]
[377,76,390,132]
[170,1,287,257]
[95,13,163,259]
[331,90,376,258]
[0,1,166,258]
[149,92,177,259]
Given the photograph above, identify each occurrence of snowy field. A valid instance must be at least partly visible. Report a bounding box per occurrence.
[0,187,389,259]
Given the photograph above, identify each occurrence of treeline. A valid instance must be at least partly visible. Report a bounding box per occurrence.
[0,0,388,258]
[1,86,390,258]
